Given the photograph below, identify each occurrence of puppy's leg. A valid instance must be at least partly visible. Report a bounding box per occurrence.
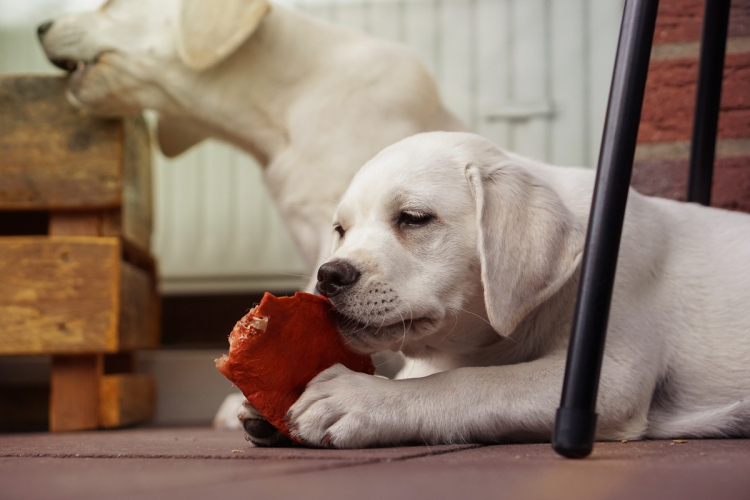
[287,353,655,448]
[212,392,246,430]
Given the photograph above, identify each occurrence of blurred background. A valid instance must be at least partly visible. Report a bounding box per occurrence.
[0,0,622,425]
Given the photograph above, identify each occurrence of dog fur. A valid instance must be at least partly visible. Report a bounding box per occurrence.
[277,131,750,448]
[38,0,464,286]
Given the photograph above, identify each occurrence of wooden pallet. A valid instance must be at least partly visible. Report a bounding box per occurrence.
[0,75,159,432]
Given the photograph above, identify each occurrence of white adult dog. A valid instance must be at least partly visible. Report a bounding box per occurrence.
[37,0,464,285]
[274,131,750,448]
[38,0,463,433]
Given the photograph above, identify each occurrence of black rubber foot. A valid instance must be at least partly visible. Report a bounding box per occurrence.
[551,408,598,458]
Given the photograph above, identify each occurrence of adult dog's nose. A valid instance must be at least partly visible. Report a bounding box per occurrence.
[37,21,53,40]
[316,260,360,298]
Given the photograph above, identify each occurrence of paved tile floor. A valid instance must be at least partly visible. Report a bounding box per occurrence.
[1,428,749,500]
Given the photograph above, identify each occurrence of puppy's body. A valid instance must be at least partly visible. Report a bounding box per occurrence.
[38,0,464,282]
[283,132,750,447]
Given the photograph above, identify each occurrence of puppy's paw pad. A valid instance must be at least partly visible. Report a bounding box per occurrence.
[242,418,279,440]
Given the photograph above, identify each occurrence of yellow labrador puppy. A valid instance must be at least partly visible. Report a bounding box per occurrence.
[38,0,464,284]
[282,131,750,448]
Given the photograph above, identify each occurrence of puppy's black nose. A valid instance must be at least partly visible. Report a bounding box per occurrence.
[316,260,360,298]
[37,21,53,39]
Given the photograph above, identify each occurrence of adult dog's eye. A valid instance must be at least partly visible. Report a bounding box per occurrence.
[398,211,433,227]
[334,224,345,238]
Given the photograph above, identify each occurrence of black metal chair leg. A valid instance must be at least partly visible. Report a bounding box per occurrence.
[551,0,660,459]
[687,0,732,206]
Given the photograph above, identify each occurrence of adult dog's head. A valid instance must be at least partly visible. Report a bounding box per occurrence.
[37,0,271,154]
[316,132,585,356]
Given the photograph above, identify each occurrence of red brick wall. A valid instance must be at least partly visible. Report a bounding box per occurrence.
[631,0,750,212]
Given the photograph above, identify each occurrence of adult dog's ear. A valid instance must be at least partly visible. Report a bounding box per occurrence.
[177,0,271,71]
[156,114,210,157]
[466,160,585,336]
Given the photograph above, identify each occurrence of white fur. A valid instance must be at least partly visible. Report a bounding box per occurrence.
[284,132,750,448]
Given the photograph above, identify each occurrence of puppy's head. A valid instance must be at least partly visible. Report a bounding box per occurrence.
[317,132,584,355]
[38,0,270,153]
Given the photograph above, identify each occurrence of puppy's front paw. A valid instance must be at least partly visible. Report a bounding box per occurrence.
[212,392,245,430]
[238,400,294,447]
[287,364,403,449]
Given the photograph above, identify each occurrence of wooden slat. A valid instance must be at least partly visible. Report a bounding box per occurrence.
[48,211,103,236]
[121,115,153,252]
[119,261,160,351]
[99,374,156,428]
[0,76,122,210]
[0,237,120,355]
[50,354,102,432]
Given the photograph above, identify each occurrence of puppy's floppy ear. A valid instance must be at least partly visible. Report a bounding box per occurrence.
[466,159,585,336]
[156,114,209,157]
[177,0,271,71]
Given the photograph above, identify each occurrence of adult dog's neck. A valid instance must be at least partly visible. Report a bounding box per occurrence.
[160,4,361,166]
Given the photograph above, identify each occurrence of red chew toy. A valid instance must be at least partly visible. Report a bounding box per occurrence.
[215,292,375,440]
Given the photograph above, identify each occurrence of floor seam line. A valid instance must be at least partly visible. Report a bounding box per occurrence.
[0,445,485,461]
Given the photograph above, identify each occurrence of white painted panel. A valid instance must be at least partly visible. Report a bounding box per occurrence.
[403,0,440,77]
[509,0,549,161]
[587,0,624,166]
[337,2,370,32]
[151,141,307,294]
[369,1,403,41]
[437,0,474,127]
[475,0,511,150]
[550,0,588,167]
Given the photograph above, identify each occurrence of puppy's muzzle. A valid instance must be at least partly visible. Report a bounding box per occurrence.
[316,260,360,298]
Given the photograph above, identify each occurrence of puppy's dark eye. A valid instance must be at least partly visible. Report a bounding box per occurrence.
[334,224,345,238]
[398,211,433,227]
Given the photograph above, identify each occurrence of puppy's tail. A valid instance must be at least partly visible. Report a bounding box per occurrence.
[647,400,750,438]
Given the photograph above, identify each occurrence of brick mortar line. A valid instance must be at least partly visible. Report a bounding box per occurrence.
[651,36,750,60]
[635,138,750,161]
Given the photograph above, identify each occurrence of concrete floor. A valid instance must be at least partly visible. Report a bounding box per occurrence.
[1,428,749,500]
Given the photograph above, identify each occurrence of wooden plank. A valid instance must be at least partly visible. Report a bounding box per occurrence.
[121,115,152,251]
[48,211,102,236]
[0,236,120,355]
[119,261,160,351]
[99,374,156,428]
[48,209,157,282]
[50,354,102,432]
[0,76,122,210]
